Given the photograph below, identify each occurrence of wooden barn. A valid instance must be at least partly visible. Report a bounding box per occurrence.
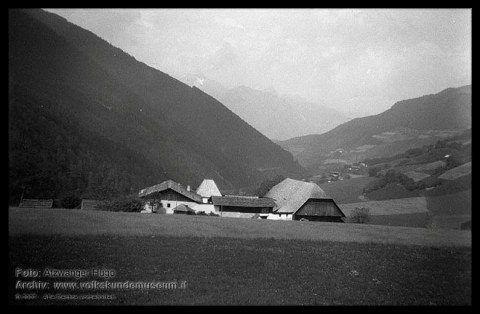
[265,178,345,222]
[18,199,53,209]
[211,195,276,218]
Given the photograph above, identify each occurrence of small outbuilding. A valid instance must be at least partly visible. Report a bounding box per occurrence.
[173,204,196,215]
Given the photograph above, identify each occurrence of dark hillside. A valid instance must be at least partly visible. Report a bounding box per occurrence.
[8,9,305,203]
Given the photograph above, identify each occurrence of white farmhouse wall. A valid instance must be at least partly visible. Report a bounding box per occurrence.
[190,203,216,214]
[267,213,293,220]
[219,212,256,219]
[161,200,197,214]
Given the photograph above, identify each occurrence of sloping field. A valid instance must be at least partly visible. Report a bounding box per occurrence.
[9,207,470,247]
[339,197,428,216]
[403,171,431,182]
[366,183,421,201]
[439,162,471,180]
[319,176,378,204]
[429,215,471,230]
[414,160,446,172]
[368,212,430,229]
[426,189,471,216]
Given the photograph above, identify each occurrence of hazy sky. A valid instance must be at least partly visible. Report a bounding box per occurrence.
[46,9,471,117]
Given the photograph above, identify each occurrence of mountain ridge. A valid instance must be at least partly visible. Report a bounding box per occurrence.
[8,9,306,202]
[179,73,350,140]
[279,85,471,168]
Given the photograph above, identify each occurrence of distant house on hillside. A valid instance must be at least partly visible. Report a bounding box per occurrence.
[138,179,217,214]
[211,195,276,219]
[265,178,345,222]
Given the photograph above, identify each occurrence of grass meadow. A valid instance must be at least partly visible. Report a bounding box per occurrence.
[10,235,471,305]
[9,208,471,305]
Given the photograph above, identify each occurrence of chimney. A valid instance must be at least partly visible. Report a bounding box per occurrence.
[187,185,191,191]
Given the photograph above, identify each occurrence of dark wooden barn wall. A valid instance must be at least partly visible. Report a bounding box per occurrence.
[294,199,344,218]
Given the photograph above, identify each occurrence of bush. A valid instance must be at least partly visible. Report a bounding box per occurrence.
[196,211,208,216]
[208,212,220,217]
[368,166,382,177]
[346,207,371,224]
[414,176,443,190]
[61,194,81,209]
[156,207,167,214]
[460,220,471,230]
[446,156,463,169]
[406,147,425,157]
[52,198,62,208]
[397,159,410,166]
[101,195,144,212]
[145,199,162,213]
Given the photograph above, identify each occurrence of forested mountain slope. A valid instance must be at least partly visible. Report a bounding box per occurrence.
[8,9,305,203]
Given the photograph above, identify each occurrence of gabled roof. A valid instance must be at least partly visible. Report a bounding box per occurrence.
[264,178,331,214]
[138,180,202,203]
[211,196,276,208]
[196,179,222,197]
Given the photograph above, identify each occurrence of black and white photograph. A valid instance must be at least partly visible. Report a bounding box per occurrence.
[8,8,471,306]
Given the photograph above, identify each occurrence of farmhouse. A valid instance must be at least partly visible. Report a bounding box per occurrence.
[211,195,276,218]
[138,177,344,221]
[265,178,346,222]
[138,180,214,214]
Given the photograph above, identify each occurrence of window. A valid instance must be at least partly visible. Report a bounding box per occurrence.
[167,203,171,208]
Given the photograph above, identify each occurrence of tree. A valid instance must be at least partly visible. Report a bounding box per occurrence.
[346,207,371,224]
[101,195,144,212]
[255,175,286,196]
[368,166,382,177]
[61,193,82,209]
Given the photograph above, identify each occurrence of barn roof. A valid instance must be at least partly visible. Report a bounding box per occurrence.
[196,179,222,197]
[138,180,202,203]
[211,196,276,208]
[265,178,331,214]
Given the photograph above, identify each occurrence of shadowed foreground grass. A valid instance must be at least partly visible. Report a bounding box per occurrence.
[9,235,471,305]
[8,208,471,247]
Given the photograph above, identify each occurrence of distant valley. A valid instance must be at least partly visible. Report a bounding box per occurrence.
[179,74,350,141]
[278,85,471,171]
